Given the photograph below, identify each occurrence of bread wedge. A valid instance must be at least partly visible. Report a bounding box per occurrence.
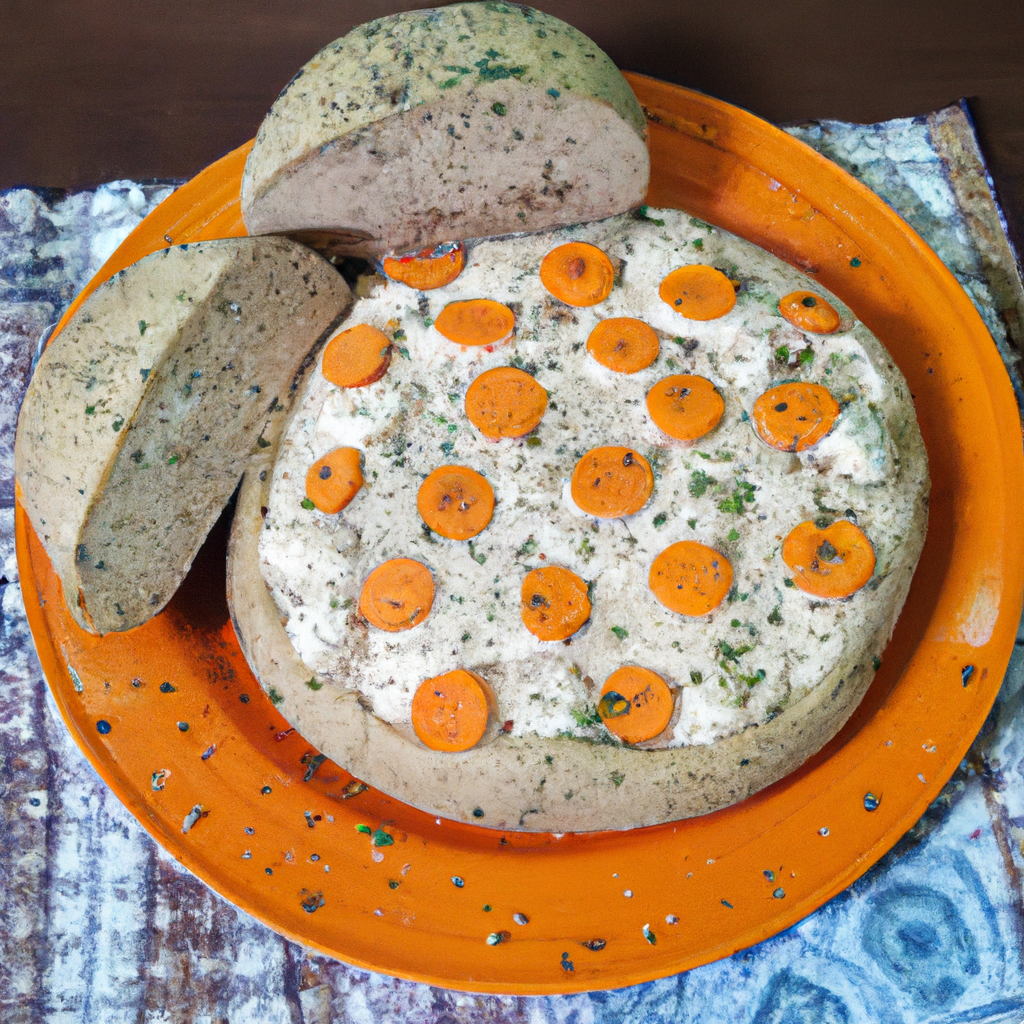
[241,2,649,257]
[15,236,351,634]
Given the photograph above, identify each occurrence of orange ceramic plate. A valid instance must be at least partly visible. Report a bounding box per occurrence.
[16,76,1024,994]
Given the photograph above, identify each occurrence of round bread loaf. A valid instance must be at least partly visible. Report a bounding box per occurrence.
[240,2,649,257]
[15,237,351,634]
[228,209,929,831]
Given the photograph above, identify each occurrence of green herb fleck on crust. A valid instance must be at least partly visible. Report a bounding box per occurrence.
[610,625,628,641]
[268,687,284,706]
[301,497,315,511]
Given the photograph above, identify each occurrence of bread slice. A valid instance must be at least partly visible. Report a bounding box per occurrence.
[240,2,649,257]
[14,237,351,634]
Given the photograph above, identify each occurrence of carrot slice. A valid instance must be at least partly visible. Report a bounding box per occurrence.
[782,520,876,598]
[382,241,465,290]
[539,242,614,307]
[434,299,515,347]
[570,447,654,519]
[586,317,660,374]
[752,382,840,452]
[659,265,736,320]
[359,558,435,631]
[321,323,392,388]
[520,566,591,641]
[465,366,548,439]
[646,374,725,441]
[412,669,495,752]
[598,666,675,744]
[649,541,733,616]
[305,447,363,514]
[779,290,841,333]
[417,466,495,540]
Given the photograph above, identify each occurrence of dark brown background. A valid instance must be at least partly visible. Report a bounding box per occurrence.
[3,0,1023,251]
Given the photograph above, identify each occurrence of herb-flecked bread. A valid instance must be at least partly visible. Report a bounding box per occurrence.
[240,2,649,257]
[227,210,929,832]
[15,237,352,634]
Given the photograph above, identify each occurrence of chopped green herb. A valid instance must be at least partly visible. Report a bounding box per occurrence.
[371,827,394,848]
[526,436,542,448]
[138,320,148,336]
[397,347,411,360]
[468,540,486,564]
[775,345,790,363]
[850,257,862,267]
[355,823,372,835]
[306,677,323,691]
[461,631,472,642]
[610,625,629,641]
[872,655,882,670]
[690,670,703,685]
[653,511,668,527]
[517,537,539,557]
[635,205,665,226]
[167,454,179,465]
[798,348,815,366]
[727,528,740,542]
[718,640,753,662]
[85,405,95,415]
[611,771,626,787]
[301,497,315,511]
[689,469,713,498]
[767,606,783,625]
[571,704,601,727]
[268,687,284,706]
[491,101,507,115]
[687,518,698,529]
[784,577,795,588]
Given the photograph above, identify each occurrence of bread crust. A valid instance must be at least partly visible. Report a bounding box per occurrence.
[226,211,929,832]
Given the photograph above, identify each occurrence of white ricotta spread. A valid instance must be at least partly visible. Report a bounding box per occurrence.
[258,210,927,749]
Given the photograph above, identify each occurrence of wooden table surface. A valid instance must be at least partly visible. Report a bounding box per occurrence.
[2,0,1024,253]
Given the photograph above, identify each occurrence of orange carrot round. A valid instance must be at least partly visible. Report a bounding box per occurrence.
[539,242,615,307]
[752,382,840,452]
[465,367,548,439]
[649,541,733,616]
[586,317,660,374]
[520,566,591,641]
[782,520,876,598]
[646,374,725,441]
[382,241,465,290]
[417,466,495,540]
[570,447,654,519]
[434,299,515,347]
[659,265,736,320]
[359,558,435,631]
[598,667,675,744]
[412,669,495,752]
[779,290,841,333]
[321,323,393,388]
[305,447,363,514]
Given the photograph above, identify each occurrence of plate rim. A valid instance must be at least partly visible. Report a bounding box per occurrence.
[14,76,1024,994]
